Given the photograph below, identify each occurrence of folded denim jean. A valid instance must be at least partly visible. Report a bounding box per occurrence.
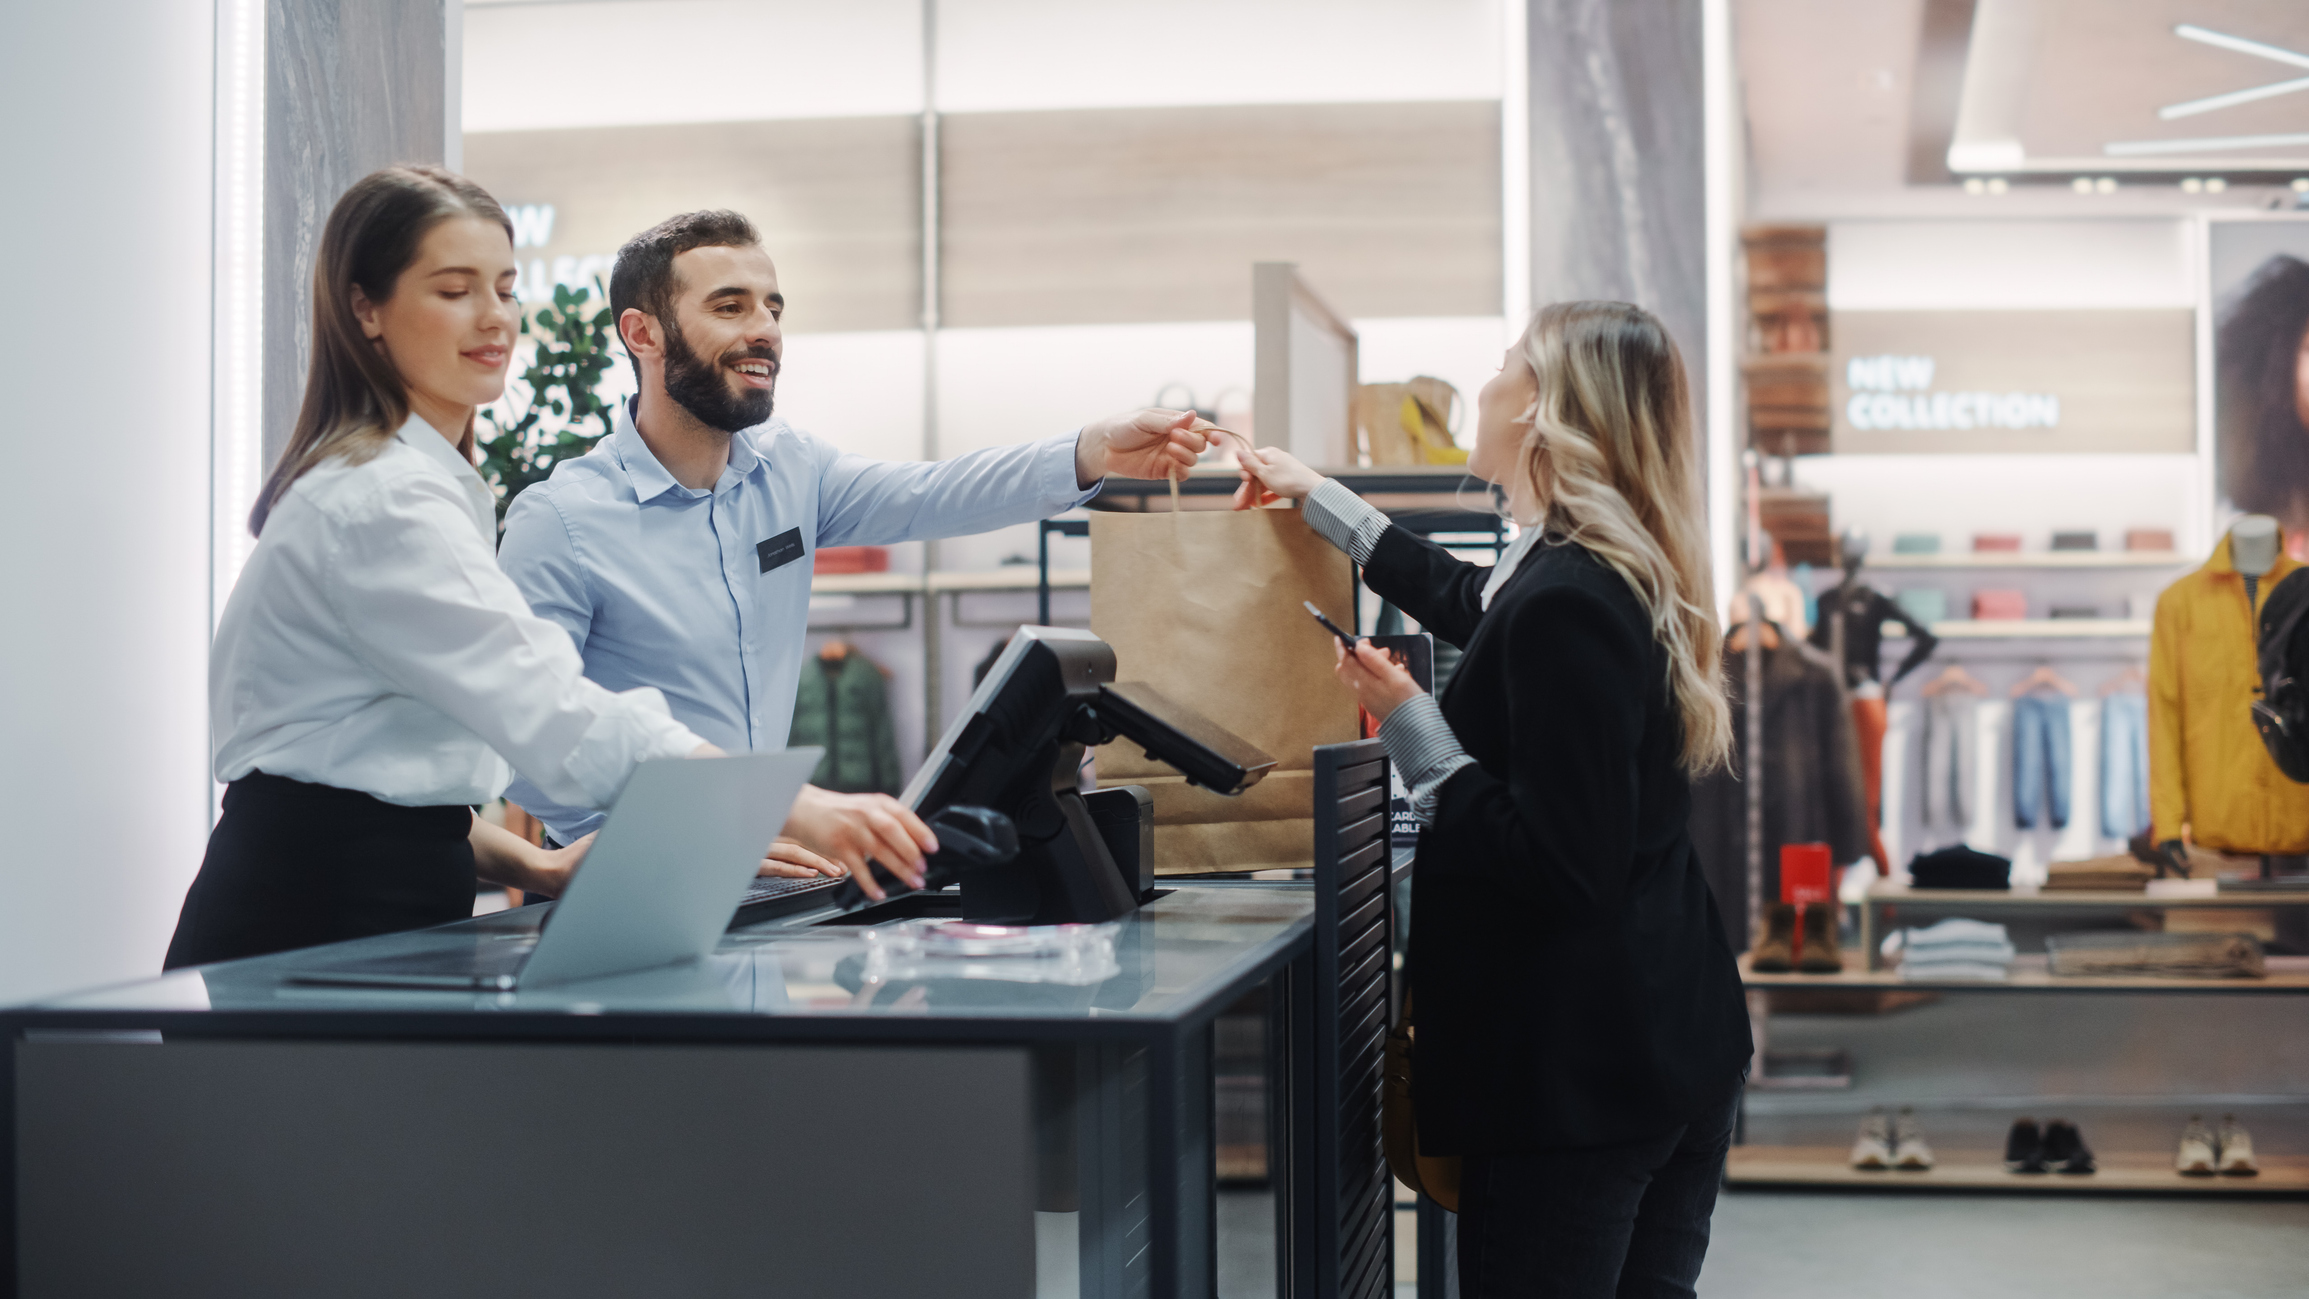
[1972,534,2023,552]
[2124,528,2175,552]
[2051,531,2098,551]
[1892,533,1942,555]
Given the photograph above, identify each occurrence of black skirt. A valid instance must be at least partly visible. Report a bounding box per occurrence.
[163,771,477,970]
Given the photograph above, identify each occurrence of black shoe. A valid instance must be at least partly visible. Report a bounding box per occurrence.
[2042,1118,2096,1174]
[2004,1117,2046,1173]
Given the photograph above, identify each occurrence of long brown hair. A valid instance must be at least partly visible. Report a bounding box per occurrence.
[1509,301,1731,775]
[249,165,513,534]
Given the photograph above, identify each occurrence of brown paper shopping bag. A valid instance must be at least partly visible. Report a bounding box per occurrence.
[1090,508,1359,874]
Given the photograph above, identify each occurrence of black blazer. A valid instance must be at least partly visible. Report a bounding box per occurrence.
[1364,526,1752,1154]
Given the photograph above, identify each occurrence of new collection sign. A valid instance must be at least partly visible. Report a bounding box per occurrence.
[1843,355,2062,432]
[1831,310,2193,454]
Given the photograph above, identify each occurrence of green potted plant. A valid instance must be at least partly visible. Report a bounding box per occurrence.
[476,278,621,529]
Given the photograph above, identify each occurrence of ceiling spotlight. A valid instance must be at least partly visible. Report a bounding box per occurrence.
[1966,177,1986,195]
[2207,177,2228,192]
[1987,177,2009,194]
[2294,178,2309,192]
[2183,177,2205,192]
[2072,177,2094,193]
[2095,177,2118,193]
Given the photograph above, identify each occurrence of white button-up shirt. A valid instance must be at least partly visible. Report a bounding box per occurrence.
[497,401,1096,843]
[211,416,704,809]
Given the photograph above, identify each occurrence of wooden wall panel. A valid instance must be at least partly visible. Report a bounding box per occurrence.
[939,102,1501,327]
[462,117,923,336]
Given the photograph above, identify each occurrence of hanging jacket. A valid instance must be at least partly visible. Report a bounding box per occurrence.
[2149,535,2309,853]
[789,650,903,795]
[1688,633,1871,951]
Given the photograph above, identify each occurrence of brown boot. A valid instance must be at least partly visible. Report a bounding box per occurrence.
[1751,903,1797,971]
[1797,902,1844,973]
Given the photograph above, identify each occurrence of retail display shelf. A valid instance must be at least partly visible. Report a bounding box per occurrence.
[806,570,1096,597]
[1089,464,1487,514]
[1739,953,2309,993]
[1854,883,2309,971]
[1867,884,2309,909]
[1867,551,2188,570]
[1915,619,2152,639]
[1726,1146,2309,1194]
[807,572,924,596]
[927,568,1091,593]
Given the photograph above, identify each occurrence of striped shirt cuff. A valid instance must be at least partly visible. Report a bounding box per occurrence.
[1302,478,1390,564]
[1378,693,1474,827]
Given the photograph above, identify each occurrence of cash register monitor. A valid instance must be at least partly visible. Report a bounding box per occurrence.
[902,627,1275,924]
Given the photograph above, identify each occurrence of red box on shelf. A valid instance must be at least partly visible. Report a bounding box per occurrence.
[813,546,889,574]
[1780,843,1834,905]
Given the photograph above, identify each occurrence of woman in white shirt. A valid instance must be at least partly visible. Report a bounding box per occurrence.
[164,167,725,968]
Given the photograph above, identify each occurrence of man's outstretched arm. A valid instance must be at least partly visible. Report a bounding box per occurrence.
[814,408,1212,547]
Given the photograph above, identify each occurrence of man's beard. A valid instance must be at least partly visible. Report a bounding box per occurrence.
[661,317,776,433]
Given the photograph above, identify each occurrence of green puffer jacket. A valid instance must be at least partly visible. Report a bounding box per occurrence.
[789,649,903,795]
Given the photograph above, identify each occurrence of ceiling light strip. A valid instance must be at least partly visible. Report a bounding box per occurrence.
[2174,23,2309,72]
[2158,73,2309,120]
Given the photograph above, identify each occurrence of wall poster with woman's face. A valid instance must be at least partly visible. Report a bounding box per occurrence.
[2213,218,2309,536]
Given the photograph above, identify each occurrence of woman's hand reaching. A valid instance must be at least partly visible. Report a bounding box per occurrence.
[1233,445,1324,510]
[759,838,845,879]
[1333,638,1424,727]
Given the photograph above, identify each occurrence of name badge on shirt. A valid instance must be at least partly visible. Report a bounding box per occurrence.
[757,528,806,575]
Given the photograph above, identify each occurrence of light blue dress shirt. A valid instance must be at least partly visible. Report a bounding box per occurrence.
[498,399,1098,842]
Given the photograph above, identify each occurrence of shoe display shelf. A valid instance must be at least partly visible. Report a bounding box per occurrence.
[1854,882,2309,972]
[1867,552,2188,570]
[1742,950,2309,994]
[1884,619,2152,639]
[1735,948,2309,1194]
[1727,1147,2309,1193]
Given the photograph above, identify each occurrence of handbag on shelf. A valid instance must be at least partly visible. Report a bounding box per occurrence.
[1355,377,1468,467]
[1382,990,1460,1212]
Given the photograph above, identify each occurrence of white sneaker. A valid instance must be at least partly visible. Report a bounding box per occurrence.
[1849,1108,1893,1170]
[1891,1107,1936,1170]
[2216,1115,2259,1177]
[2176,1116,2217,1177]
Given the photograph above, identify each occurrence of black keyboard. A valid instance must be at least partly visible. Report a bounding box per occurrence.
[736,874,846,907]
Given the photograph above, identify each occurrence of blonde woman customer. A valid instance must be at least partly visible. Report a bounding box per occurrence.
[1235,301,1751,1297]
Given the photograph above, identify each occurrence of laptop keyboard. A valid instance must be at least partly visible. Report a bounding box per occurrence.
[738,874,846,906]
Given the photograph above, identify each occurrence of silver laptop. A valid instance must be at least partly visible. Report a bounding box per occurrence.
[293,750,820,991]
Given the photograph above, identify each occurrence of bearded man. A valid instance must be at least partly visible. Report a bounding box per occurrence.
[497,210,1205,894]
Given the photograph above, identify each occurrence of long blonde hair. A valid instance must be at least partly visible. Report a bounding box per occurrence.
[250,165,512,534]
[1508,301,1731,775]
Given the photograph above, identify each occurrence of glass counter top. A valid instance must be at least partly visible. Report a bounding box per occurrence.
[18,886,1313,1031]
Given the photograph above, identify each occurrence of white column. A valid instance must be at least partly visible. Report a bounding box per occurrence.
[0,1,218,1001]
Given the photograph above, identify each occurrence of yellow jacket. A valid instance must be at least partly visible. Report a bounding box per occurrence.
[2149,534,2309,853]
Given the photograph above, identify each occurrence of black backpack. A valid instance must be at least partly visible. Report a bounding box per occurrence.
[2252,568,2309,782]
